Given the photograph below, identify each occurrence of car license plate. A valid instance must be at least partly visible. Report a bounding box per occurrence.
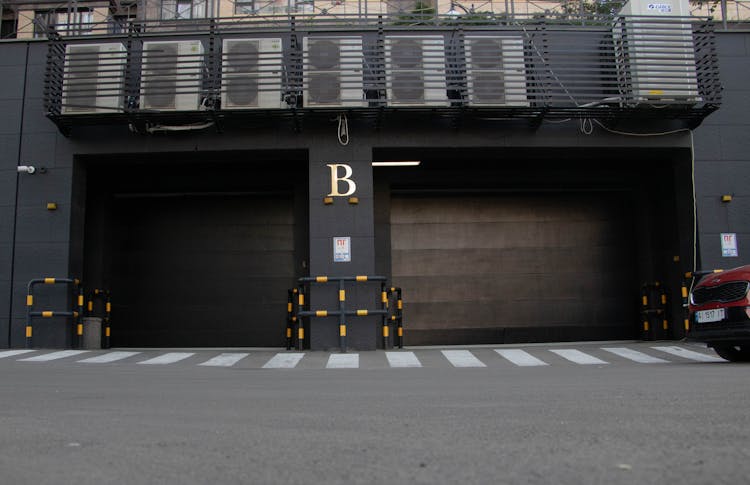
[695,308,726,323]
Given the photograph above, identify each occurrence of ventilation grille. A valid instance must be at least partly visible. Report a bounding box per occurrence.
[140,40,203,111]
[303,37,365,108]
[62,43,126,114]
[385,36,448,107]
[222,38,283,109]
[465,36,528,107]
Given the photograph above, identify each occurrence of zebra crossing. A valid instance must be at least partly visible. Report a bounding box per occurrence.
[0,343,730,369]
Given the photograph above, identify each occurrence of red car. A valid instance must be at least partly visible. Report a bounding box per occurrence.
[689,265,750,362]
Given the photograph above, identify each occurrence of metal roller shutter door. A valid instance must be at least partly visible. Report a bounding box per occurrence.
[112,194,295,347]
[391,193,637,345]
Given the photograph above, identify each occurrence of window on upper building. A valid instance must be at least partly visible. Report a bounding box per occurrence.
[1,13,17,39]
[162,0,207,19]
[33,8,93,38]
[234,0,313,15]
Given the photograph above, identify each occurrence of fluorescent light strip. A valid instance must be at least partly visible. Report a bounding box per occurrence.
[371,161,421,167]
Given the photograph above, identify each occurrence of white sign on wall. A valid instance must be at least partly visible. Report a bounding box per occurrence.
[333,236,351,262]
[721,233,738,257]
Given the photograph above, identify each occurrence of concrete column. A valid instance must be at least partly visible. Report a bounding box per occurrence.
[308,144,377,350]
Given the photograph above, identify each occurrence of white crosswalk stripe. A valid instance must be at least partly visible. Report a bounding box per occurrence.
[78,351,141,364]
[327,354,359,369]
[262,353,304,369]
[495,349,549,366]
[137,352,195,365]
[441,350,486,367]
[549,349,608,365]
[19,350,89,362]
[0,350,36,359]
[198,353,249,367]
[652,346,725,363]
[385,351,422,368]
[602,347,668,364]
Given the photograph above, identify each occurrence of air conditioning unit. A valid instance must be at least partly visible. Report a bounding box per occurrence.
[385,35,448,107]
[61,43,126,114]
[303,36,365,108]
[613,0,699,104]
[140,40,204,111]
[464,36,528,107]
[221,38,284,110]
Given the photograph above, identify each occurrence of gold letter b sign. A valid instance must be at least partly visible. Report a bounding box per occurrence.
[327,164,357,197]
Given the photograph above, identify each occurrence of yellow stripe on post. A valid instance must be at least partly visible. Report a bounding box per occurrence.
[44,278,55,284]
[316,310,328,317]
[78,295,84,306]
[383,326,389,337]
[298,328,305,340]
[681,286,688,298]
[684,319,690,331]
[381,292,387,303]
[398,327,403,337]
[105,327,111,337]
[643,321,649,331]
[339,290,346,302]
[286,328,292,338]
[299,294,305,306]
[26,326,32,338]
[88,301,94,312]
[356,276,368,282]
[339,325,347,337]
[316,276,328,283]
[42,311,53,318]
[287,302,293,313]
[26,295,33,307]
[661,295,667,305]
[663,320,668,330]
[106,302,111,313]
[642,296,648,307]
[398,300,403,310]
[77,324,83,336]
[357,310,368,316]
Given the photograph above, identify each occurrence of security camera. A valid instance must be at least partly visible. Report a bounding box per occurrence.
[17,165,36,174]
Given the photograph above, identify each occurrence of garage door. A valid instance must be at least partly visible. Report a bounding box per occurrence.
[391,193,637,345]
[111,194,295,347]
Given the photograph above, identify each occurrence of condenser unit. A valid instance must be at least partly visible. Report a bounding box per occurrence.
[303,36,365,108]
[613,0,699,104]
[221,38,283,110]
[61,43,126,114]
[464,36,528,107]
[140,40,204,111]
[385,35,448,107]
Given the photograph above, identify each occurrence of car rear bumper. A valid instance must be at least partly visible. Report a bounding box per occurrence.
[688,320,750,346]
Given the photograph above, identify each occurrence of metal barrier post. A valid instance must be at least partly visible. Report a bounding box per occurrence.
[396,287,404,349]
[381,282,389,349]
[286,289,294,350]
[339,278,347,352]
[25,277,80,348]
[76,286,85,348]
[297,285,305,351]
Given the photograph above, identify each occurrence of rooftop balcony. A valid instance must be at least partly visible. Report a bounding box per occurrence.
[31,2,721,135]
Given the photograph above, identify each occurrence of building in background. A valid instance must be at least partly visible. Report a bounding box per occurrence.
[0,0,744,350]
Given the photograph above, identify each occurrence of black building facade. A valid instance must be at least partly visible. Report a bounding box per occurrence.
[0,10,744,350]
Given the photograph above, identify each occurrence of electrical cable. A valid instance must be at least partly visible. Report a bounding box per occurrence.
[337,113,350,146]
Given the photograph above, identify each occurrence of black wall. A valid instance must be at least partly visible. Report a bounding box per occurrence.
[1,30,747,348]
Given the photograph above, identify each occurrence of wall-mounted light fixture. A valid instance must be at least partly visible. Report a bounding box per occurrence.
[371,161,421,167]
[722,194,733,203]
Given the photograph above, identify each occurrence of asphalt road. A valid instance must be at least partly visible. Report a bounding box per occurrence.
[1,343,749,485]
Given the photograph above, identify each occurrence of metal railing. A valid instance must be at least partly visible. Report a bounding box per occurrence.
[40,13,721,134]
[288,275,404,351]
[24,277,84,348]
